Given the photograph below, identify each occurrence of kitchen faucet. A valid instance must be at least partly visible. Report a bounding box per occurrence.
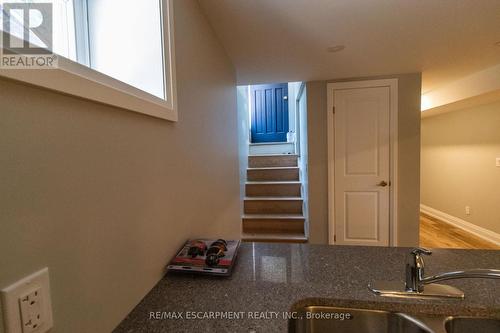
[369,247,500,298]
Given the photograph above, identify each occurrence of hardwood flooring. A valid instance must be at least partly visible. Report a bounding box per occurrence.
[420,213,500,250]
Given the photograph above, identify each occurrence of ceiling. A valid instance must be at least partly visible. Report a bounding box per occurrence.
[198,0,500,92]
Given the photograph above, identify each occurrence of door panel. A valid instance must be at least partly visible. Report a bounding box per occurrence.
[251,83,289,143]
[345,99,379,175]
[334,86,390,246]
[345,192,379,240]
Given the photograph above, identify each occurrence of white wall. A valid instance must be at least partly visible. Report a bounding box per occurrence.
[297,84,309,236]
[288,82,302,153]
[287,82,300,134]
[237,86,249,213]
[0,1,239,332]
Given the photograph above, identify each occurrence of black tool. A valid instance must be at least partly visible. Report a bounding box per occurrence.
[205,239,228,267]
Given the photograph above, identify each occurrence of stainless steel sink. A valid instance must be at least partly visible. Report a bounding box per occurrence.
[289,306,433,333]
[445,317,500,333]
[288,305,500,333]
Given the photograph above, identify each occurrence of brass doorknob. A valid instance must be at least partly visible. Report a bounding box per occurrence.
[377,181,388,187]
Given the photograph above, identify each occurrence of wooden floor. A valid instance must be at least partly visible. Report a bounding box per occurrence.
[420,214,500,250]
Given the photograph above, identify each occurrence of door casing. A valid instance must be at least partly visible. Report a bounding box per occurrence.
[327,79,399,246]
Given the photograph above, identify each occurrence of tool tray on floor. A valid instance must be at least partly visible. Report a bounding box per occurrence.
[167,239,240,276]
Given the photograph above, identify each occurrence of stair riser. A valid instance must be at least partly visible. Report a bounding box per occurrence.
[247,168,299,181]
[244,200,303,214]
[246,183,301,197]
[243,219,304,233]
[249,155,298,168]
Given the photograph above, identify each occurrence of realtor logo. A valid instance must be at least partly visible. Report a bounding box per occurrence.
[1,2,57,68]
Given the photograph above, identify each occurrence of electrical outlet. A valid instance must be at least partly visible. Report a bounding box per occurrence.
[19,288,43,333]
[465,206,471,215]
[496,157,500,167]
[1,268,53,333]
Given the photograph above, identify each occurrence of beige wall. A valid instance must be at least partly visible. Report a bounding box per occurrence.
[421,100,500,234]
[0,1,239,333]
[306,74,422,246]
[306,81,329,244]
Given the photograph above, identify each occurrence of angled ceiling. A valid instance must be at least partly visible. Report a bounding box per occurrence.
[198,0,500,92]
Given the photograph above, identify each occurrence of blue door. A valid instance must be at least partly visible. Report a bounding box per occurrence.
[251,83,289,143]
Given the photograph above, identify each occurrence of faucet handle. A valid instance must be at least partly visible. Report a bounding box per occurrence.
[411,248,432,256]
[406,248,432,292]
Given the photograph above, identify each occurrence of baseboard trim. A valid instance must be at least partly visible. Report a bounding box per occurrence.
[420,204,500,246]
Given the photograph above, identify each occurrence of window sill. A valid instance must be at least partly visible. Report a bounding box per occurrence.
[0,56,178,121]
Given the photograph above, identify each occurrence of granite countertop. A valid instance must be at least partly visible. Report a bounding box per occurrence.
[113,243,500,333]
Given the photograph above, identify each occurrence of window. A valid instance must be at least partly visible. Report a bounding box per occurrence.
[86,0,165,99]
[0,0,177,120]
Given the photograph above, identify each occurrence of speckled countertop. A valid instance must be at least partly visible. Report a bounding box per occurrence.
[113,243,500,333]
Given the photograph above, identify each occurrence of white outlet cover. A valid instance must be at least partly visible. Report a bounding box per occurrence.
[1,268,53,333]
[496,157,500,167]
[19,287,43,333]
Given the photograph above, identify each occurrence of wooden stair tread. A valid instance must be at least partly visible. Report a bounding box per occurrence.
[244,197,302,201]
[249,154,298,156]
[246,181,301,184]
[249,155,298,168]
[247,166,299,170]
[243,214,305,219]
[242,232,307,243]
[247,167,299,182]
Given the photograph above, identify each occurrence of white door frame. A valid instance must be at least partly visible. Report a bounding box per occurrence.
[327,79,399,246]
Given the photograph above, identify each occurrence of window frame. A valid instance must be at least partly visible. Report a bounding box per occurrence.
[0,0,177,121]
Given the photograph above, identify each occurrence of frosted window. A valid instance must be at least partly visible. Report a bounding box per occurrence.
[87,0,165,99]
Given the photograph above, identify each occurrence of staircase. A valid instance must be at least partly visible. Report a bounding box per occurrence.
[242,154,307,243]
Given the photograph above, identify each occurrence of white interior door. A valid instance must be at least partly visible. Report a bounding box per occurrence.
[333,86,391,246]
